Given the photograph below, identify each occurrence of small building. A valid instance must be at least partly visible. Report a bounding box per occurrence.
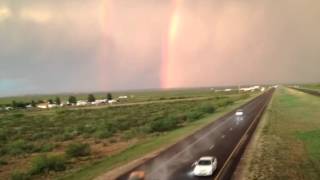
[5,107,13,111]
[48,104,58,108]
[26,104,33,109]
[60,101,70,107]
[76,100,88,106]
[92,99,107,105]
[108,99,117,104]
[118,96,128,99]
[37,103,48,109]
[240,86,261,92]
[224,89,232,92]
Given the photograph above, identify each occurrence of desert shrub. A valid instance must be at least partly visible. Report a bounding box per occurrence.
[109,138,118,144]
[175,114,188,123]
[116,120,131,131]
[0,129,8,143]
[186,111,203,122]
[0,158,8,166]
[29,154,66,175]
[122,128,143,140]
[102,121,118,133]
[217,99,234,107]
[40,143,56,152]
[0,146,7,156]
[30,132,52,141]
[65,143,91,158]
[149,117,179,132]
[11,113,24,118]
[56,131,77,141]
[56,110,70,115]
[239,93,250,100]
[199,104,216,114]
[11,171,31,180]
[140,125,152,134]
[76,125,96,134]
[6,140,36,155]
[94,130,114,139]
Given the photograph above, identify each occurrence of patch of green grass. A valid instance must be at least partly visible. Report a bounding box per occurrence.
[29,154,66,175]
[6,139,37,156]
[244,87,320,180]
[11,171,31,180]
[297,130,320,168]
[301,83,320,91]
[65,143,91,158]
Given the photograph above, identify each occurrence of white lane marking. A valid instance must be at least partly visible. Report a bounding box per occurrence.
[209,144,215,150]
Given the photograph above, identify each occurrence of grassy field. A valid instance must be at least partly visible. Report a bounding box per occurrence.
[242,87,320,180]
[62,93,258,180]
[300,83,320,91]
[0,90,255,180]
[0,87,239,106]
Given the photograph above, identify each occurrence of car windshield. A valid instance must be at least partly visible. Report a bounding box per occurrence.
[198,160,211,165]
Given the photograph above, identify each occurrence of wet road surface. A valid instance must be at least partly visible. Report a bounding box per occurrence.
[117,89,274,180]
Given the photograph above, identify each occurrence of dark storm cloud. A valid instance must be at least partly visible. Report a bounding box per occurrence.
[164,0,320,87]
[0,0,168,96]
[1,0,320,97]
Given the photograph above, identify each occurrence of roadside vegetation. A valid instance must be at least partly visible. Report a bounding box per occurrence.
[0,88,239,107]
[242,88,320,180]
[300,83,320,91]
[0,90,254,180]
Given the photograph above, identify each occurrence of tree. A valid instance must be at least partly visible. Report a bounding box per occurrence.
[12,101,27,109]
[55,97,61,105]
[68,96,77,104]
[107,93,113,100]
[48,99,54,104]
[87,94,95,103]
[31,100,36,107]
[12,100,17,108]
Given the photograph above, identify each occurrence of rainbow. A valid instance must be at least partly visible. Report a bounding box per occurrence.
[97,0,113,90]
[161,0,183,89]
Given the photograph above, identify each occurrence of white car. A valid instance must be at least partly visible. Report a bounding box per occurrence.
[192,156,217,176]
[235,109,244,116]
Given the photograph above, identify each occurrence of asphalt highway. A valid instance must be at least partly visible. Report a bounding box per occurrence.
[117,89,274,180]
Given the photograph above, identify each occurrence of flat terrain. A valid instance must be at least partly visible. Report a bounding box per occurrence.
[301,84,320,91]
[240,87,320,180]
[0,87,239,106]
[0,90,255,180]
[116,90,273,180]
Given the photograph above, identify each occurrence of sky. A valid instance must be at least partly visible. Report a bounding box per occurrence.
[1,0,320,97]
